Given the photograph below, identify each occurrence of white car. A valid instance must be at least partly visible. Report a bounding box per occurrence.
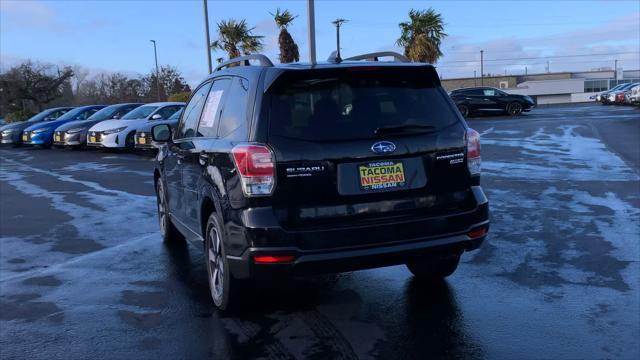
[629,84,640,105]
[86,102,184,149]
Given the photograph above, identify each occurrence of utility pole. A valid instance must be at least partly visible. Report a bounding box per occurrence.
[150,40,160,101]
[203,0,213,74]
[307,0,317,65]
[614,59,618,81]
[480,50,484,86]
[474,70,477,86]
[525,66,528,76]
[332,19,348,62]
[546,60,550,73]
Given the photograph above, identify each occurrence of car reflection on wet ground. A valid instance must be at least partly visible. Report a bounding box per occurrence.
[1,104,638,359]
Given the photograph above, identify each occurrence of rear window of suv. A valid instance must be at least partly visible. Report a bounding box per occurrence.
[267,68,459,141]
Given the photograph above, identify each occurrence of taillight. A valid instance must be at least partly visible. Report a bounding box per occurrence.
[466,128,481,176]
[231,144,275,196]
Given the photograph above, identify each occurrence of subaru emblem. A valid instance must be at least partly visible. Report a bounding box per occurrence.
[371,141,396,154]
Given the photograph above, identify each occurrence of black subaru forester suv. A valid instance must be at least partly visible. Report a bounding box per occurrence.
[151,52,489,310]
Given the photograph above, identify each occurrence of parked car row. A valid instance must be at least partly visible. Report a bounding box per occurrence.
[0,102,185,150]
[595,82,640,106]
[448,87,536,117]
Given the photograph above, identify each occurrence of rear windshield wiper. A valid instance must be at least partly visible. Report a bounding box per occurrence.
[374,124,436,136]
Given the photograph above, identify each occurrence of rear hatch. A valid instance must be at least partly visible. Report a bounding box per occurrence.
[264,67,476,247]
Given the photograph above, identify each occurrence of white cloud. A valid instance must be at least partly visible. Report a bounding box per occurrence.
[1,0,66,33]
[436,12,639,78]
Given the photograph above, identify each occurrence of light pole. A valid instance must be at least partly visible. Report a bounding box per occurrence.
[150,40,160,101]
[480,49,484,86]
[332,19,348,62]
[203,0,213,74]
[307,0,316,65]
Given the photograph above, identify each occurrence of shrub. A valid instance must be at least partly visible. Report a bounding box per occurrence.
[168,91,191,103]
[5,110,36,123]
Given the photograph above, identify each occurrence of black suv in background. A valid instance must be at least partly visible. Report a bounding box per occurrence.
[151,52,490,310]
[450,87,535,117]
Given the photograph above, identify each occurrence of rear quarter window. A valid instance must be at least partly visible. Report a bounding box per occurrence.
[267,68,459,142]
[217,77,249,139]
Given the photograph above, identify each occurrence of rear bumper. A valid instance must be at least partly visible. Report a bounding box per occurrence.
[227,186,490,279]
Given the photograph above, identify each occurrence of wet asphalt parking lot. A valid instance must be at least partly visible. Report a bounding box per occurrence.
[0,104,639,359]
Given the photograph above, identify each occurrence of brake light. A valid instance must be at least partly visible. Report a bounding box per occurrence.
[254,255,296,264]
[466,128,481,175]
[231,144,275,196]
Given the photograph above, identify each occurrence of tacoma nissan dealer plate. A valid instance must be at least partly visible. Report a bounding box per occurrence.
[359,160,406,190]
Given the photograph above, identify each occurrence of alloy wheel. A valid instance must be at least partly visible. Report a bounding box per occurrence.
[207,226,224,304]
[508,102,523,116]
[458,105,469,117]
[156,182,167,237]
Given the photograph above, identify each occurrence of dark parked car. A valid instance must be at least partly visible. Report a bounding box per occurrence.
[22,105,105,148]
[134,108,182,150]
[53,103,143,148]
[0,107,73,146]
[150,53,489,310]
[450,87,535,117]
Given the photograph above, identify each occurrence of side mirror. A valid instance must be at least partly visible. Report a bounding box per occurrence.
[151,114,163,120]
[152,124,171,142]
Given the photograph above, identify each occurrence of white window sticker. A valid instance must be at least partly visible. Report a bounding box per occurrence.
[200,90,224,128]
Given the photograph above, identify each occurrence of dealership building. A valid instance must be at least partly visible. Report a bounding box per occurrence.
[441,69,640,105]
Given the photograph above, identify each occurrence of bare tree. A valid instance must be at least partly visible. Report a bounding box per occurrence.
[0,61,74,112]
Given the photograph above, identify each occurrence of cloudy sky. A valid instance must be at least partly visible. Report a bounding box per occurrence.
[1,0,638,85]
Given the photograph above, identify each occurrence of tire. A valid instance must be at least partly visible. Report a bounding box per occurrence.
[506,102,523,116]
[205,213,237,310]
[155,179,183,243]
[458,104,470,118]
[406,254,461,280]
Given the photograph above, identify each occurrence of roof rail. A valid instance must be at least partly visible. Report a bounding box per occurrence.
[214,54,274,72]
[345,51,410,63]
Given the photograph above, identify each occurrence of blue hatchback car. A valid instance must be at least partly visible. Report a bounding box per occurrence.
[22,105,105,147]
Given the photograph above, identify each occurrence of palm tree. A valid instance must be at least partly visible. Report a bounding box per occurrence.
[397,8,447,63]
[271,8,299,63]
[211,19,264,60]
